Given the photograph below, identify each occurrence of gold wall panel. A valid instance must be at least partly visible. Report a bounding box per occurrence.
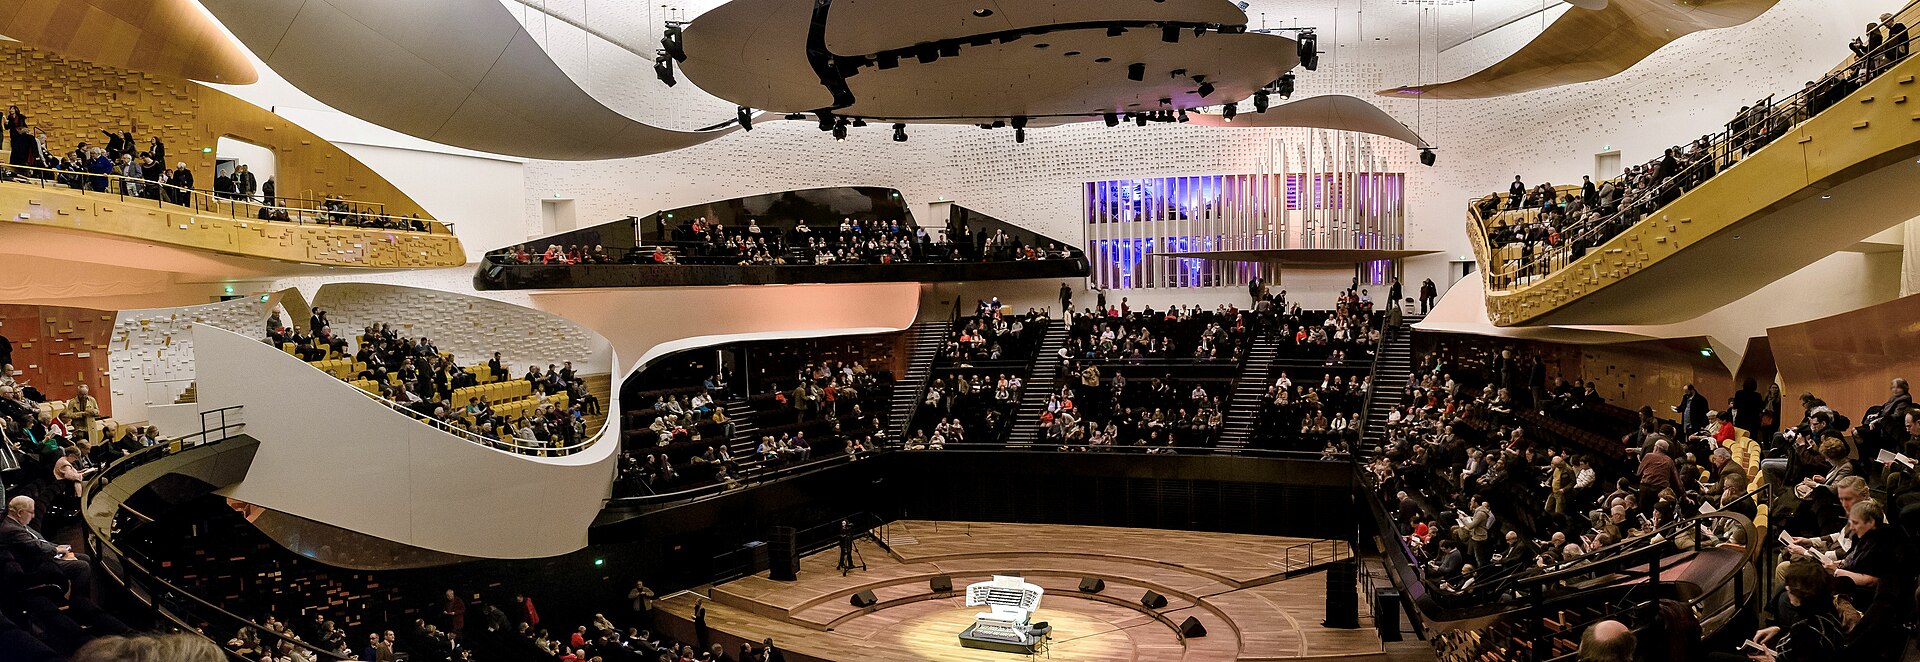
[0,0,256,84]
[0,304,114,416]
[1769,293,1920,422]
[0,42,434,221]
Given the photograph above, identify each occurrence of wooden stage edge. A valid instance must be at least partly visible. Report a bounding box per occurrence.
[655,521,1386,662]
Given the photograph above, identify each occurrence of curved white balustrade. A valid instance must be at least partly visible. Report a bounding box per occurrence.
[195,324,619,559]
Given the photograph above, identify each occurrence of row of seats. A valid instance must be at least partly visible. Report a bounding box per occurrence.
[308,358,365,380]
[453,380,533,406]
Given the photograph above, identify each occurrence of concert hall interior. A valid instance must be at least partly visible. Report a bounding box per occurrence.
[5,0,1920,661]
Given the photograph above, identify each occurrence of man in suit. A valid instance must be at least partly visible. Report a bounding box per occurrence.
[1,497,90,595]
[1506,175,1525,210]
[1673,384,1709,435]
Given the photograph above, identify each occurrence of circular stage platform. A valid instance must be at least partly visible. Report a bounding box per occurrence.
[655,521,1386,661]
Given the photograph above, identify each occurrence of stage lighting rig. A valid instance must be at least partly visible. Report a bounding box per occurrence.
[893,123,908,142]
[653,52,676,86]
[737,106,753,130]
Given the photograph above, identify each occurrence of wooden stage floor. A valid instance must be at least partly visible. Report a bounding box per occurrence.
[656,521,1384,661]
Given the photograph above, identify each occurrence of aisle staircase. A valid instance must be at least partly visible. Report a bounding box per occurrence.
[886,321,950,438]
[582,373,613,436]
[1360,314,1420,456]
[1004,321,1069,446]
[1218,332,1281,450]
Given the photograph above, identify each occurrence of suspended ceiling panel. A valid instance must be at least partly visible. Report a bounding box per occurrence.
[1378,0,1782,100]
[681,0,1293,124]
[1185,94,1431,147]
[822,0,1248,54]
[198,0,741,160]
[0,0,256,83]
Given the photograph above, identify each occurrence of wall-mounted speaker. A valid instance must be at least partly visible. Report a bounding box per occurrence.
[850,590,877,608]
[1140,590,1168,609]
[930,576,953,593]
[1179,616,1207,638]
[1078,577,1105,593]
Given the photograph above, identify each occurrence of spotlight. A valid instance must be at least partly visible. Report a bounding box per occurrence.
[1127,62,1146,81]
[784,113,806,120]
[1135,113,1149,127]
[661,25,686,62]
[1012,116,1028,130]
[817,112,835,131]
[851,118,867,127]
[1161,24,1181,43]
[737,106,753,131]
[1298,31,1318,70]
[1253,89,1270,112]
[832,118,848,141]
[1419,148,1437,167]
[939,43,961,57]
[877,53,899,69]
[1177,108,1189,123]
[1277,73,1295,99]
[653,54,676,86]
[1104,111,1119,127]
[1222,103,1236,121]
[1197,81,1216,98]
[917,45,939,64]
[1107,26,1127,37]
[1015,127,1027,143]
[1194,25,1207,37]
[893,123,908,142]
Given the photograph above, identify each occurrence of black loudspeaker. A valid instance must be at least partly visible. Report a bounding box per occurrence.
[1323,561,1359,629]
[930,576,953,593]
[1373,588,1403,642]
[1078,577,1105,593]
[1140,591,1168,609]
[850,591,877,608]
[1178,616,1207,638]
[769,526,798,581]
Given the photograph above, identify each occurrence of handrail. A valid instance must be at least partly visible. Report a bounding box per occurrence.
[78,407,354,661]
[926,441,1342,459]
[1468,19,1920,292]
[1,161,453,235]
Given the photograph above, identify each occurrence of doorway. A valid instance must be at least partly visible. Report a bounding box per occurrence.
[541,198,578,235]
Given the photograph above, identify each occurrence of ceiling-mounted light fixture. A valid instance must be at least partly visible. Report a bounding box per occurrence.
[653,53,676,86]
[893,123,908,142]
[737,106,753,131]
[1104,111,1119,127]
[1161,24,1181,43]
[1127,62,1146,81]
[1222,103,1236,121]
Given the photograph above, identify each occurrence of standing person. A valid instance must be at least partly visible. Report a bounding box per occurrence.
[1506,175,1526,210]
[170,163,194,206]
[1058,282,1072,315]
[441,589,465,634]
[1248,276,1264,307]
[213,166,234,199]
[0,332,10,369]
[233,164,258,202]
[628,580,655,629]
[1580,175,1598,208]
[4,105,35,171]
[262,177,276,206]
[1732,378,1764,437]
[1419,278,1438,313]
[1673,384,1709,435]
[1388,277,1403,311]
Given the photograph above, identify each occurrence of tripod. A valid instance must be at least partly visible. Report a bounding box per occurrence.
[836,533,867,576]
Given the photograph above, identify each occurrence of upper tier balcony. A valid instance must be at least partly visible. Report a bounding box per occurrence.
[1466,19,1920,326]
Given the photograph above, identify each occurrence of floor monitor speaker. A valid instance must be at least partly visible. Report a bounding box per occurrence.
[1078,577,1105,593]
[1140,590,1168,609]
[850,590,877,608]
[930,576,953,593]
[1179,616,1207,638]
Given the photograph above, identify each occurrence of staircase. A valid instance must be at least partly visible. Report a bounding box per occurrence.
[581,374,613,437]
[1004,321,1070,446]
[1217,332,1280,450]
[886,321,950,438]
[1359,314,1420,456]
[173,382,198,405]
[720,396,763,471]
